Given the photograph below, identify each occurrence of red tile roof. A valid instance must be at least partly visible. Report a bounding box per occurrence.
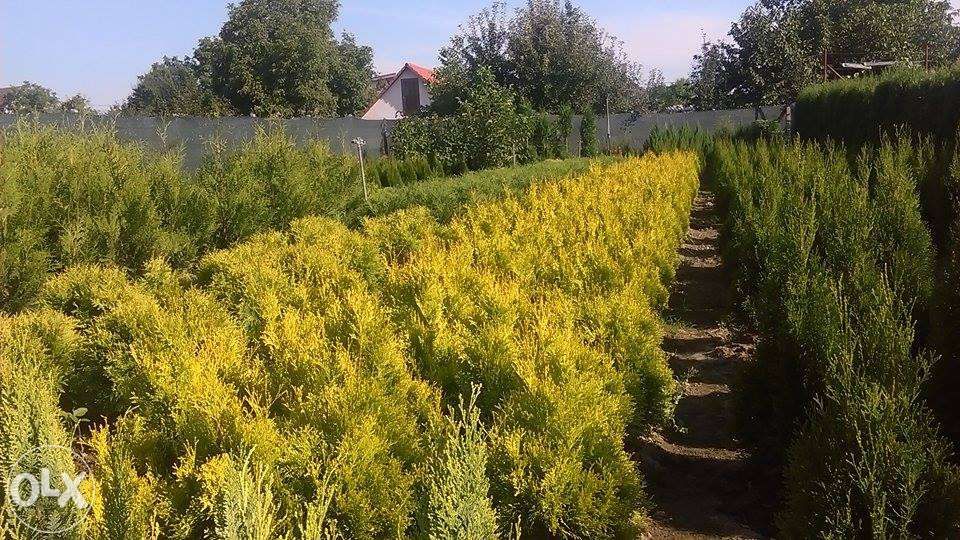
[405,63,436,83]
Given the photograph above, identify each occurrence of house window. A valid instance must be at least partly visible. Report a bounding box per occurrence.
[401,78,421,115]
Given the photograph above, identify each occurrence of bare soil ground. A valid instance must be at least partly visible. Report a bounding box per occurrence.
[634,192,777,539]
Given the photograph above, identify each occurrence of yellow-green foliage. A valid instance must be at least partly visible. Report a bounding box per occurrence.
[0,153,698,538]
[0,310,84,537]
[373,155,696,536]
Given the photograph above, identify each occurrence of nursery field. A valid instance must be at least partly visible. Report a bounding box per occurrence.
[7,71,960,537]
[0,124,701,539]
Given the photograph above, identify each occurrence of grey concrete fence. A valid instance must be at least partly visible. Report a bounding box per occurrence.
[0,107,782,169]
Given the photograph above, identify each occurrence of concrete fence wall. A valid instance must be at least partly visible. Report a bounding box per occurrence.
[0,106,781,169]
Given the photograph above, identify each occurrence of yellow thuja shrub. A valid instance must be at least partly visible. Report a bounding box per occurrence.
[369,153,699,536]
[198,219,441,538]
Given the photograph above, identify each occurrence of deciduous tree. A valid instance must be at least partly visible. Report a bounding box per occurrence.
[432,0,644,114]
[121,57,202,116]
[1,82,59,114]
[706,0,960,106]
[60,94,92,114]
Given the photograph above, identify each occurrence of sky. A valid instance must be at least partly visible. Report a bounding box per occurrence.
[1,0,957,111]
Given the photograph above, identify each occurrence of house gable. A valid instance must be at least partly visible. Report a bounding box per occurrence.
[361,63,435,120]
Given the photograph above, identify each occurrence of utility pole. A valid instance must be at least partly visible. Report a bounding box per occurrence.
[353,138,370,208]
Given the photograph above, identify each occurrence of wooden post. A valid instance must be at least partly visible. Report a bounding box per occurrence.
[605,95,612,152]
[823,49,828,83]
[353,138,370,208]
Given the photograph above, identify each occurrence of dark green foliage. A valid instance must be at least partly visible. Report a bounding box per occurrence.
[795,69,960,461]
[121,56,203,117]
[712,136,960,536]
[795,66,960,146]
[124,0,374,118]
[431,0,644,114]
[369,156,435,188]
[553,105,573,158]
[0,81,60,114]
[643,125,713,158]
[529,113,557,159]
[580,108,599,157]
[700,0,959,107]
[392,68,526,174]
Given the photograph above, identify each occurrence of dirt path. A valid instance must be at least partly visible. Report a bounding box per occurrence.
[636,191,775,539]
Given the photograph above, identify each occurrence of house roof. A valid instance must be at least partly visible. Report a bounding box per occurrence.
[405,63,436,84]
[361,63,435,118]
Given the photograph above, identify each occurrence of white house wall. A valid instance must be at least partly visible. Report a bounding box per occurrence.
[361,67,432,120]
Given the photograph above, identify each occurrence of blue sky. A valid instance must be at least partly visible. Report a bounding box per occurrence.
[1,0,956,110]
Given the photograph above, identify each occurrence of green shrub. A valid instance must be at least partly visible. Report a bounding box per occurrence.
[712,136,960,536]
[553,105,573,158]
[392,67,526,174]
[795,65,960,146]
[580,109,599,157]
[796,71,960,462]
[0,123,178,312]
[529,113,556,159]
[643,125,713,159]
[423,387,499,539]
[193,128,359,248]
[0,123,360,313]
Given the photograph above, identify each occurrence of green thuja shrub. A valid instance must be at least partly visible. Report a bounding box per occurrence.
[643,125,713,161]
[580,109,599,157]
[553,105,573,159]
[398,159,418,184]
[530,113,556,159]
[380,157,403,187]
[192,128,358,248]
[795,65,960,145]
[0,123,178,312]
[424,387,499,540]
[344,158,605,226]
[713,136,960,536]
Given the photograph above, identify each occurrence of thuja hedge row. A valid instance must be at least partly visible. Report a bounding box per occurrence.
[0,153,699,538]
[794,66,960,146]
[712,136,960,536]
[0,122,596,314]
[795,69,960,461]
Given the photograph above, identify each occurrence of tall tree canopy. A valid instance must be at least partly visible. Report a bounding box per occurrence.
[1,82,60,114]
[122,0,374,117]
[701,0,960,107]
[432,0,644,114]
[121,57,203,116]
[60,94,92,114]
